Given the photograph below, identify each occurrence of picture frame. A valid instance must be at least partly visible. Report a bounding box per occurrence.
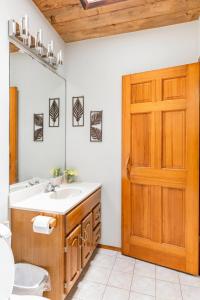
[90,111,103,142]
[72,96,84,127]
[34,113,44,142]
[49,98,60,127]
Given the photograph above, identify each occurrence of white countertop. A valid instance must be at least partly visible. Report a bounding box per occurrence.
[10,182,102,215]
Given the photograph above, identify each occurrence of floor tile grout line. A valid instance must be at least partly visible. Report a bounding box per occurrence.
[133,272,182,284]
[128,257,136,299]
[101,251,118,299]
[178,271,184,300]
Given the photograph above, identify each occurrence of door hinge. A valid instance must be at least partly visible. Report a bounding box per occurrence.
[64,282,68,289]
[64,246,68,253]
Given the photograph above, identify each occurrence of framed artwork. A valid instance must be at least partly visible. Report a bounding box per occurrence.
[34,113,44,142]
[90,111,103,142]
[72,96,84,127]
[49,98,60,127]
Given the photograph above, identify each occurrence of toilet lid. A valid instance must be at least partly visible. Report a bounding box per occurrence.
[0,238,15,299]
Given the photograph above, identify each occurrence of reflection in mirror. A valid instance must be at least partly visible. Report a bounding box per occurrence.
[9,42,66,190]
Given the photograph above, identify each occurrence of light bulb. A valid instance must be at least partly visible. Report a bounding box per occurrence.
[20,15,29,39]
[57,50,63,65]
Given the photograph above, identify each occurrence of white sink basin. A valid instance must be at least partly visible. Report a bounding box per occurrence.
[49,188,82,200]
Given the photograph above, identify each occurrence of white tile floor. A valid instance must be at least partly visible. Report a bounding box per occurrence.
[68,249,200,300]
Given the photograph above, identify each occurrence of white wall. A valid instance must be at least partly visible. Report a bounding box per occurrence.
[0,0,65,222]
[65,21,200,247]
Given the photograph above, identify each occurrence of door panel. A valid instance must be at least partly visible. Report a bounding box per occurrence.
[131,113,151,167]
[82,213,93,267]
[162,187,185,247]
[131,184,161,243]
[162,76,186,100]
[131,184,151,239]
[66,225,82,292]
[131,81,154,103]
[122,63,199,275]
[162,110,186,169]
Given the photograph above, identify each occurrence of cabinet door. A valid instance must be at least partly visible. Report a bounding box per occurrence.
[66,225,82,292]
[82,213,93,267]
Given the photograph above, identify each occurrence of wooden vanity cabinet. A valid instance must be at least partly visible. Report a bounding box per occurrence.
[11,188,101,300]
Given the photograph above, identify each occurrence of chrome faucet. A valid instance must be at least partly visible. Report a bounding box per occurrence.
[45,182,59,193]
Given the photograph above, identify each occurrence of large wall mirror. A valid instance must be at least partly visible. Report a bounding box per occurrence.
[9,42,66,190]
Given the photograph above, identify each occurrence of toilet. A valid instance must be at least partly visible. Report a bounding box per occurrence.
[0,229,48,300]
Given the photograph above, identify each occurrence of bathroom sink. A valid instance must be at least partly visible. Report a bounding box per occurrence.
[49,188,82,200]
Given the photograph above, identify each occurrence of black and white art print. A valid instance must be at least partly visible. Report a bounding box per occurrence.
[49,98,60,127]
[72,96,84,127]
[34,113,44,142]
[90,111,103,142]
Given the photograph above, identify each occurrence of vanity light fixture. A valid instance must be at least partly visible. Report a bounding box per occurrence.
[8,16,63,71]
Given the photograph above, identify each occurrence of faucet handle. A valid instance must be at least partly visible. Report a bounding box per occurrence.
[44,182,52,193]
[44,182,60,193]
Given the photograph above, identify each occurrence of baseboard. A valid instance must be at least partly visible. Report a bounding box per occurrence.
[98,243,121,252]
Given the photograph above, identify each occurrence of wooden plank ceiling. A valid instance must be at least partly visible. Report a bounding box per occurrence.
[33,0,200,43]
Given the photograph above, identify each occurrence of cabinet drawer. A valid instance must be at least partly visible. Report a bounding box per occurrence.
[93,223,101,249]
[66,189,101,235]
[93,204,101,229]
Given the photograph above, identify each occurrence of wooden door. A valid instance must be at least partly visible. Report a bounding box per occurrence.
[10,87,18,184]
[122,63,199,275]
[82,213,93,267]
[66,225,82,292]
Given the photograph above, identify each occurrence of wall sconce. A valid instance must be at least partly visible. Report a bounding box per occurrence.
[9,16,63,70]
